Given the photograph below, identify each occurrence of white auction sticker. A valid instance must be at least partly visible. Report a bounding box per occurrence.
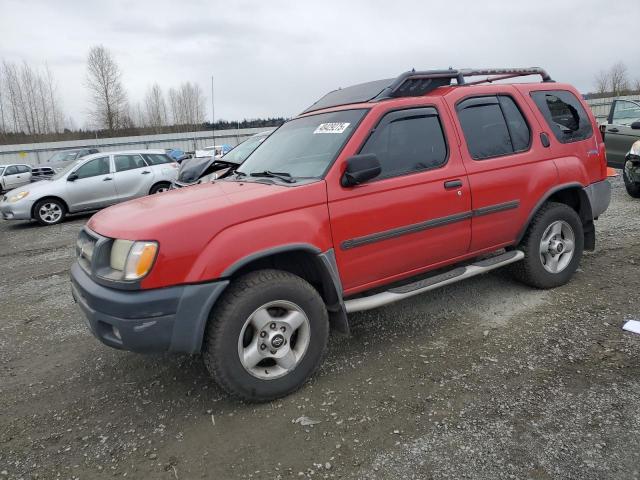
[313,122,350,134]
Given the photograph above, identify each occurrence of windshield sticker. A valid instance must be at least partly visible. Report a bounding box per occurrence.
[313,122,350,134]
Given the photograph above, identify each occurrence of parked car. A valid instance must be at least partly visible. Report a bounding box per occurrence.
[602,99,640,168]
[0,150,177,225]
[32,148,101,180]
[194,144,232,158]
[70,68,610,402]
[0,164,32,193]
[172,131,271,188]
[165,148,190,163]
[623,140,640,198]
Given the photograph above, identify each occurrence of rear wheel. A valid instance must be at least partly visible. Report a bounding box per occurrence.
[34,198,66,226]
[511,202,583,289]
[203,269,329,402]
[150,182,170,194]
[623,164,640,198]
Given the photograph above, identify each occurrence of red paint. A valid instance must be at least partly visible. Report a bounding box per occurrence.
[87,81,606,293]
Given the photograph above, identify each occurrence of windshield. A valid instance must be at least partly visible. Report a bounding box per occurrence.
[51,161,78,180]
[236,109,367,178]
[48,151,79,163]
[222,133,270,164]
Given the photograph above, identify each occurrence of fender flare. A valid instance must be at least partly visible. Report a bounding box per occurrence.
[222,244,350,335]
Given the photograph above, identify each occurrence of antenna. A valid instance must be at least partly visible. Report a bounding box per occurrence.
[211,76,215,149]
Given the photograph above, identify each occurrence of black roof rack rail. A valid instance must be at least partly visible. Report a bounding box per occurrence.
[302,67,553,114]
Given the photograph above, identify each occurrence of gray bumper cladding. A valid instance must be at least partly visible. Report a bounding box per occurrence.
[70,262,229,354]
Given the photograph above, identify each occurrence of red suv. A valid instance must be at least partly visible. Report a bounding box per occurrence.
[71,68,611,401]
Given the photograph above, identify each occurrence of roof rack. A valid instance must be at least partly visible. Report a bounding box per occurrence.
[302,67,553,114]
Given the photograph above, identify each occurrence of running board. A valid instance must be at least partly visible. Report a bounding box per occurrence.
[344,250,525,313]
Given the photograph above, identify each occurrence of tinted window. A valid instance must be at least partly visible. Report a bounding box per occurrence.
[5,166,18,175]
[457,97,512,159]
[360,108,447,178]
[115,154,146,172]
[142,153,173,165]
[612,100,640,126]
[17,165,31,174]
[75,157,110,179]
[531,90,593,143]
[499,96,531,152]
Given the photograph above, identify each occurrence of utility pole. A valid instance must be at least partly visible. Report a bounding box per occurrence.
[211,76,215,149]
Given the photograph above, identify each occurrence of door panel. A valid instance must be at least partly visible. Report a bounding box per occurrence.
[605,100,640,168]
[65,156,117,211]
[327,103,471,294]
[113,154,155,201]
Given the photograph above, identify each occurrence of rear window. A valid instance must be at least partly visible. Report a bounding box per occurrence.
[531,90,593,143]
[142,153,174,165]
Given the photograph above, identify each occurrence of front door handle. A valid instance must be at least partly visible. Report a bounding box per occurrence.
[608,128,619,133]
[444,179,463,189]
[103,177,113,181]
[141,170,151,175]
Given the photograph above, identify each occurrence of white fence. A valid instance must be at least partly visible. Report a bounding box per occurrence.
[0,127,274,166]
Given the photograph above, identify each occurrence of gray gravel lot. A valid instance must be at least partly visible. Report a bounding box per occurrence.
[1,177,639,480]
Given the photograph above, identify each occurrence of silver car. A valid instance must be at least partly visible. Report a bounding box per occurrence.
[0,150,178,226]
[0,164,32,192]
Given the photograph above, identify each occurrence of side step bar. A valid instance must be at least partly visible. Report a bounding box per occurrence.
[344,250,525,313]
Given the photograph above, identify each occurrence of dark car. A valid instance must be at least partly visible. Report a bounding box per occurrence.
[172,131,271,188]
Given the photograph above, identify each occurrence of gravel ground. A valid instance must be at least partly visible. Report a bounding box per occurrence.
[1,176,639,480]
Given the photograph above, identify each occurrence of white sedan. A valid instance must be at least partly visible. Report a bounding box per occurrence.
[0,150,178,226]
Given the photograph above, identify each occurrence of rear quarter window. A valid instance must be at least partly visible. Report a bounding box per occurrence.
[142,154,174,165]
[531,90,593,143]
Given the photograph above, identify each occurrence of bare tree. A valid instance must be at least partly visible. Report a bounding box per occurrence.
[594,69,609,95]
[634,78,640,93]
[86,45,128,131]
[168,82,206,129]
[144,83,168,131]
[609,61,630,96]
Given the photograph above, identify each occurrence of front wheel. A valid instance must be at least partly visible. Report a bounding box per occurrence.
[511,202,584,289]
[149,182,171,194]
[203,269,329,402]
[34,198,66,226]
[623,163,640,198]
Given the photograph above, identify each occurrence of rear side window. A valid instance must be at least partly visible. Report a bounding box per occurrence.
[142,153,173,165]
[456,95,531,160]
[360,107,447,179]
[17,165,31,173]
[531,90,593,143]
[115,154,146,172]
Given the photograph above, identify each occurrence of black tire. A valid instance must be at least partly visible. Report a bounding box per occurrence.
[511,201,584,289]
[623,165,640,198]
[203,269,329,402]
[33,198,66,226]
[149,182,171,194]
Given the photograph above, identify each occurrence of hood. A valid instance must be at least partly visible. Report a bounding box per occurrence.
[6,177,62,197]
[88,179,326,241]
[176,156,215,184]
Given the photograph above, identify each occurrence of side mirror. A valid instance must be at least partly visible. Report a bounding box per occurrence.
[67,173,78,182]
[631,121,640,130]
[341,154,381,187]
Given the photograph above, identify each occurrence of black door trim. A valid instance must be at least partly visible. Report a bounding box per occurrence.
[340,200,519,250]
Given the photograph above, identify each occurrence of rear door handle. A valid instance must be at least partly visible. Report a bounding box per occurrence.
[444,179,463,189]
[608,128,619,133]
[103,177,113,181]
[141,170,151,175]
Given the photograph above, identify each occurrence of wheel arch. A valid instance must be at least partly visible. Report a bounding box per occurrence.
[30,196,69,219]
[149,181,172,194]
[517,183,595,250]
[223,245,349,334]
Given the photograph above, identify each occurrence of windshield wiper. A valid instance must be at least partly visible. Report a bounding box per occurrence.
[249,170,296,183]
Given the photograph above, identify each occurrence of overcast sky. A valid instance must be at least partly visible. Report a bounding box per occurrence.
[1,0,639,127]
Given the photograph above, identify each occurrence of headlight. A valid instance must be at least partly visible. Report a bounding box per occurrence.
[8,191,28,202]
[109,239,158,280]
[629,140,640,158]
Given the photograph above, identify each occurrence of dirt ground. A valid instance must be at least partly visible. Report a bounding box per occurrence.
[1,176,639,480]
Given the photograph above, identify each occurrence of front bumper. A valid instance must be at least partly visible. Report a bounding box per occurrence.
[0,198,34,220]
[583,179,611,219]
[71,262,229,353]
